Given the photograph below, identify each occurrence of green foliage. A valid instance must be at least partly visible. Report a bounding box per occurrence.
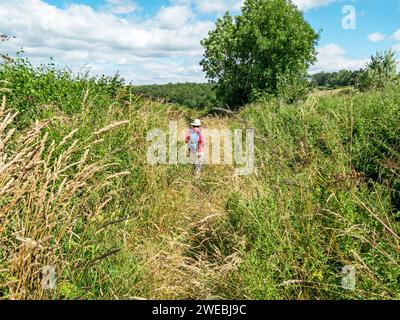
[0,57,126,128]
[130,82,217,110]
[310,69,364,88]
[200,0,319,107]
[276,69,311,104]
[0,59,191,299]
[224,86,400,299]
[357,49,399,91]
[2,47,400,300]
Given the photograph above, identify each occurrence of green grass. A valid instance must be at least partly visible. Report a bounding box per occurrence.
[222,87,400,299]
[0,59,195,299]
[1,59,399,300]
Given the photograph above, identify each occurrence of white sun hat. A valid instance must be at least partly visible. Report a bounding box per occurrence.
[191,119,202,127]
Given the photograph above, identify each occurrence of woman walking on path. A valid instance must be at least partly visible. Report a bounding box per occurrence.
[185,119,205,176]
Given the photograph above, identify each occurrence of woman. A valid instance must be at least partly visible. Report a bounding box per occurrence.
[185,119,205,176]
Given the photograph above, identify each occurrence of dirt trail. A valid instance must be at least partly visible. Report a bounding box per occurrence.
[137,116,250,299]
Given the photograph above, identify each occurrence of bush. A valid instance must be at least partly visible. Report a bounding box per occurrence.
[357,49,399,91]
[310,69,364,89]
[0,57,126,127]
[276,70,310,104]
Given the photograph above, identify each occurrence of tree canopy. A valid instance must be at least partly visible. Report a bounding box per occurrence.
[200,0,319,107]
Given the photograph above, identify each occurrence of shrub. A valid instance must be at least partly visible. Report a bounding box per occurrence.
[357,49,399,91]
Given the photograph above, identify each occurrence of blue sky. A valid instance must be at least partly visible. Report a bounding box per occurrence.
[1,0,399,84]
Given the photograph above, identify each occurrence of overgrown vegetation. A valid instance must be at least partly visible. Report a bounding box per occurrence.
[0,57,125,128]
[0,58,198,299]
[1,56,399,300]
[357,49,399,91]
[130,82,217,111]
[1,0,400,298]
[225,86,400,299]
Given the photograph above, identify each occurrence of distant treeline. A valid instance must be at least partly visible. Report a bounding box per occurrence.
[131,82,217,110]
[309,69,364,88]
[131,50,399,109]
[131,71,365,109]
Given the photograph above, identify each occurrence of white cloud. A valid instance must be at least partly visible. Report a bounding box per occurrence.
[292,0,336,11]
[0,0,367,84]
[310,44,368,73]
[0,0,211,83]
[195,0,243,13]
[367,32,386,42]
[103,0,138,15]
[194,0,334,14]
[392,28,400,41]
[154,5,194,30]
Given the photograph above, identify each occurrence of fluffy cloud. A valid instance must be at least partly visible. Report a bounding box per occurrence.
[310,44,368,73]
[195,0,243,13]
[102,0,138,14]
[154,5,195,30]
[194,0,335,14]
[292,0,336,11]
[367,32,386,42]
[0,1,211,55]
[0,0,360,84]
[0,0,211,83]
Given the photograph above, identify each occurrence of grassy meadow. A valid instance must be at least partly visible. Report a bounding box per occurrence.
[0,59,399,300]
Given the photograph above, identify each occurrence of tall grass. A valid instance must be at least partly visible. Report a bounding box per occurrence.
[0,91,138,298]
[0,59,196,299]
[222,86,400,299]
[1,58,399,300]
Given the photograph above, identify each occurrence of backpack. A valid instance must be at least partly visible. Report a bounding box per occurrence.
[189,128,200,152]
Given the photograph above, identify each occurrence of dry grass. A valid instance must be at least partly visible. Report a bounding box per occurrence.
[126,116,250,299]
[1,70,399,300]
[0,96,129,299]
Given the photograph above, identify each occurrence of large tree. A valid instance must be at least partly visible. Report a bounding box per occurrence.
[200,0,319,107]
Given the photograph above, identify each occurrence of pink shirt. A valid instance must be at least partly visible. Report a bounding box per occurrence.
[185,127,205,153]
